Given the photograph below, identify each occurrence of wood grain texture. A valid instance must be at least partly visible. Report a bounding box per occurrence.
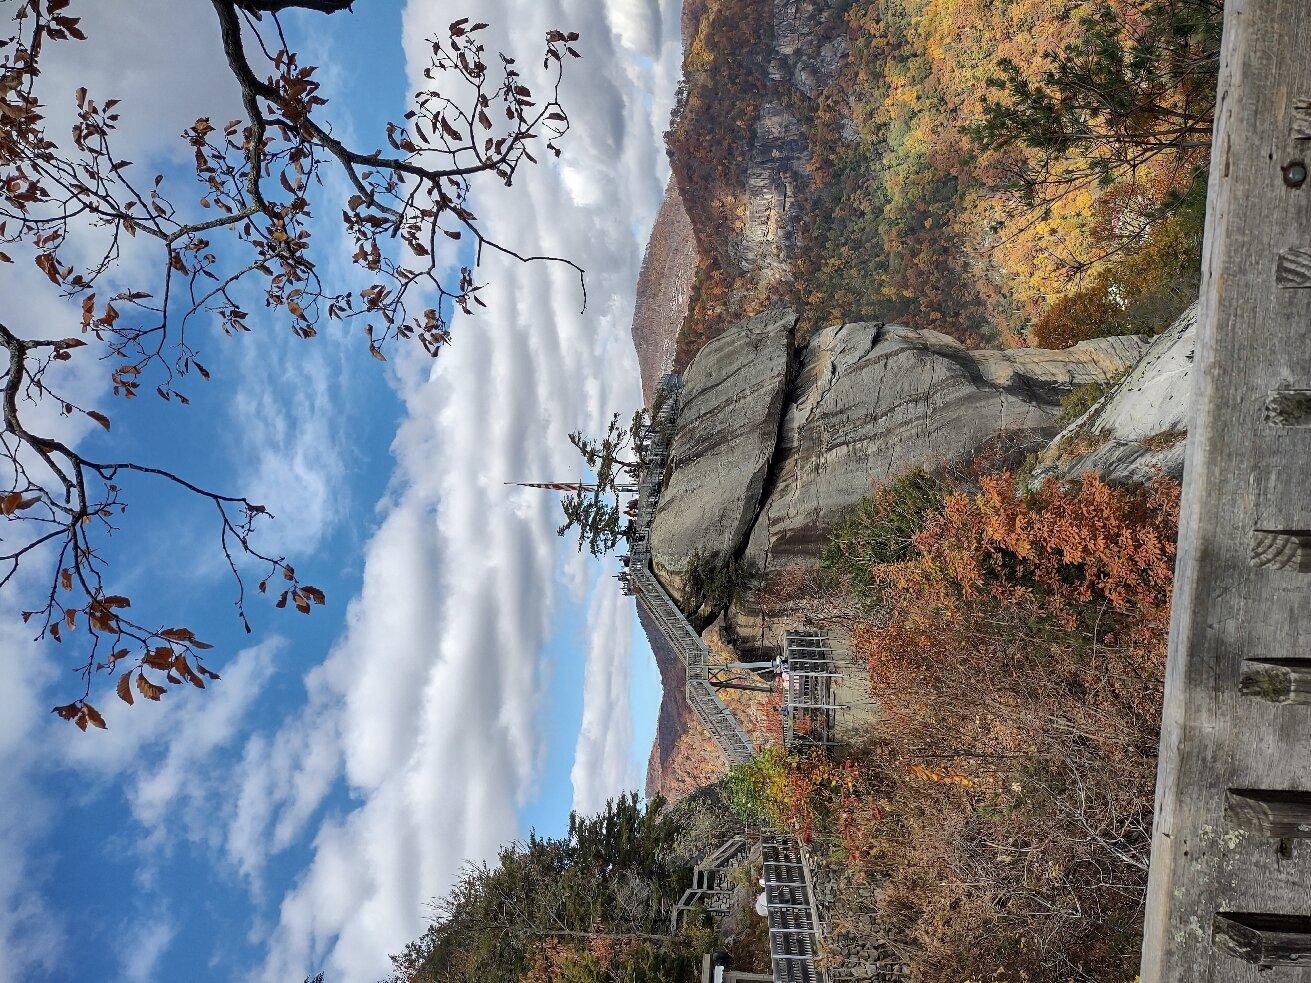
[1250,530,1311,571]
[1276,248,1311,287]
[1226,790,1311,837]
[1213,914,1311,967]
[1139,1,1311,980]
[1295,100,1311,141]
[1265,389,1311,426]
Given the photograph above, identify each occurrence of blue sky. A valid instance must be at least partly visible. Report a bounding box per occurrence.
[0,0,682,979]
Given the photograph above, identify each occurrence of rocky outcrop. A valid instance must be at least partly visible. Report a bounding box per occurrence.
[741,321,1150,574]
[648,311,1151,648]
[738,0,848,290]
[1032,304,1198,486]
[630,179,698,404]
[649,308,796,594]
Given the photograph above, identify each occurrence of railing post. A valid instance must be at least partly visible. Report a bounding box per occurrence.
[1140,1,1311,977]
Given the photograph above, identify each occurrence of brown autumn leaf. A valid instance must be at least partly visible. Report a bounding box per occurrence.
[136,674,165,701]
[34,252,60,284]
[173,654,204,689]
[159,627,194,642]
[52,702,80,720]
[301,585,326,605]
[87,410,111,431]
[0,491,39,515]
[116,672,134,705]
[60,569,72,591]
[292,590,310,614]
[143,647,175,670]
[83,703,107,730]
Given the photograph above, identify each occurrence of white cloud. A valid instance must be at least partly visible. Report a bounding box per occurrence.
[570,565,637,814]
[0,610,64,981]
[117,918,176,983]
[240,0,682,978]
[226,328,352,559]
[125,642,280,838]
[35,0,238,164]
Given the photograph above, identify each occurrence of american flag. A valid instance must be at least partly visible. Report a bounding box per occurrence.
[506,481,598,493]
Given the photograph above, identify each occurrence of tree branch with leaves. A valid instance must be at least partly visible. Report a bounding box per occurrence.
[0,0,584,728]
[555,410,646,557]
[972,0,1221,233]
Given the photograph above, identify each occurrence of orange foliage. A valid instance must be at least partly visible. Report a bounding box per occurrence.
[1031,286,1132,348]
[835,473,1178,978]
[522,937,623,983]
[897,472,1178,625]
[665,0,775,360]
[680,0,1211,349]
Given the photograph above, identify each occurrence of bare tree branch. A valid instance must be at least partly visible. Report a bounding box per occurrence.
[0,0,585,725]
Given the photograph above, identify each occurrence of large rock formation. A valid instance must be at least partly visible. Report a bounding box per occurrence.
[743,320,1150,573]
[1031,304,1198,486]
[649,308,796,592]
[649,310,1151,633]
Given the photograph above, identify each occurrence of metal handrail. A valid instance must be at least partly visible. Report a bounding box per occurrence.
[630,375,755,766]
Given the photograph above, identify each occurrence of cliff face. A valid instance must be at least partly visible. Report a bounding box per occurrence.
[742,321,1150,576]
[739,0,847,289]
[1032,304,1198,486]
[663,0,851,367]
[630,179,697,404]
[649,308,795,593]
[648,309,1152,655]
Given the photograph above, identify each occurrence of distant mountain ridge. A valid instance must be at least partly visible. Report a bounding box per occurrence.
[629,179,695,405]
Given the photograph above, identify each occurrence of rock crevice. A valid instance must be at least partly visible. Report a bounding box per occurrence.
[649,308,799,598]
[649,311,1152,654]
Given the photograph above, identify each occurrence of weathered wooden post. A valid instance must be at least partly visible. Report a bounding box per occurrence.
[1139,0,1311,977]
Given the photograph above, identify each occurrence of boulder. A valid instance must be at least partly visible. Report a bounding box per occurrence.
[649,308,796,593]
[648,310,1153,656]
[1031,304,1198,486]
[739,321,1151,574]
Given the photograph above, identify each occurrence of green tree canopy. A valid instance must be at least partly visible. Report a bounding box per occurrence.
[389,795,707,983]
[557,410,649,557]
